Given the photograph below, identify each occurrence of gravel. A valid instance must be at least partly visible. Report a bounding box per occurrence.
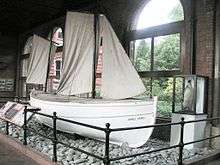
[0,117,215,165]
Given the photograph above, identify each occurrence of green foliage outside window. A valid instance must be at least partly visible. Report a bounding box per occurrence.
[154,34,180,71]
[135,39,151,71]
[135,34,181,117]
[153,78,183,117]
[134,4,183,117]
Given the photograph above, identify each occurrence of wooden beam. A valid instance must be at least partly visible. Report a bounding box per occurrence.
[138,70,181,78]
[126,21,184,41]
[92,14,100,98]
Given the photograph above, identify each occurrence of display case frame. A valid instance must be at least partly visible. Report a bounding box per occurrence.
[172,75,208,115]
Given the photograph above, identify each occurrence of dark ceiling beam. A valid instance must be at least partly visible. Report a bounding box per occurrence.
[64,0,96,11]
[0,4,64,33]
[0,25,20,33]
[0,4,60,16]
[26,12,65,33]
[0,0,102,33]
[27,2,98,33]
[0,0,63,11]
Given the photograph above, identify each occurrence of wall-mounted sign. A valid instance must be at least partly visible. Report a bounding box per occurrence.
[0,102,32,127]
[0,79,14,91]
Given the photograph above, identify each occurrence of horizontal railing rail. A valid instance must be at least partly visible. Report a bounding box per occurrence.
[184,134,220,146]
[0,96,220,165]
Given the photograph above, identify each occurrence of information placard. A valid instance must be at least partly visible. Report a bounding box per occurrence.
[0,102,32,127]
[0,79,14,91]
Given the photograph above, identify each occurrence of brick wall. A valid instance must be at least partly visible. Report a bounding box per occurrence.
[195,0,216,116]
[213,0,220,119]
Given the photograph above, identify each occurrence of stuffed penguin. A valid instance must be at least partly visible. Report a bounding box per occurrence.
[183,79,195,111]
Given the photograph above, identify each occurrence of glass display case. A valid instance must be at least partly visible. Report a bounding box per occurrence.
[172,75,208,114]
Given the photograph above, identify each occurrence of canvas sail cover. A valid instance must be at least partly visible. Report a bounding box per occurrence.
[57,12,94,95]
[26,35,51,84]
[100,16,146,99]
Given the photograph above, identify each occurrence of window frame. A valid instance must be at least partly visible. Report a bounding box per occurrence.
[19,36,33,97]
[55,60,62,80]
[127,21,184,118]
[128,21,184,78]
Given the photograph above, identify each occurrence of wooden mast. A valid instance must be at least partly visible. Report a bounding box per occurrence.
[44,31,54,92]
[92,1,100,98]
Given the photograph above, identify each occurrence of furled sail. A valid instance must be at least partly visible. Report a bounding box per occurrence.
[57,12,94,95]
[26,35,51,84]
[100,16,146,99]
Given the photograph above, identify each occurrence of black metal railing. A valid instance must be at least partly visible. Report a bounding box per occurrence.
[0,97,220,165]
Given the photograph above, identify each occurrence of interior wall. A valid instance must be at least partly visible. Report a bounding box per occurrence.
[213,0,220,119]
[0,33,18,98]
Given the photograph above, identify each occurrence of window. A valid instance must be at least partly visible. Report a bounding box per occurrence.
[20,36,45,96]
[55,60,61,79]
[47,27,64,92]
[133,33,180,72]
[130,0,184,117]
[133,38,151,71]
[21,36,33,77]
[52,27,63,47]
[58,31,63,39]
[137,0,184,30]
[154,34,180,71]
[20,36,33,97]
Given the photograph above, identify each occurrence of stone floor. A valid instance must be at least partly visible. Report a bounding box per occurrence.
[0,140,40,165]
[206,159,220,165]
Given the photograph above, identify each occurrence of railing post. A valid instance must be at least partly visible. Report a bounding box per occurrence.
[104,123,111,165]
[52,112,57,162]
[178,117,185,165]
[5,121,9,135]
[23,106,27,145]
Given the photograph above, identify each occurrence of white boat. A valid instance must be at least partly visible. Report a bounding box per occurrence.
[27,12,157,148]
[30,92,156,148]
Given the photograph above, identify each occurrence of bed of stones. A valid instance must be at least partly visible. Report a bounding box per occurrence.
[0,117,215,165]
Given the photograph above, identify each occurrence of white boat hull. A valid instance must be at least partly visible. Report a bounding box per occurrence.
[30,93,157,148]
